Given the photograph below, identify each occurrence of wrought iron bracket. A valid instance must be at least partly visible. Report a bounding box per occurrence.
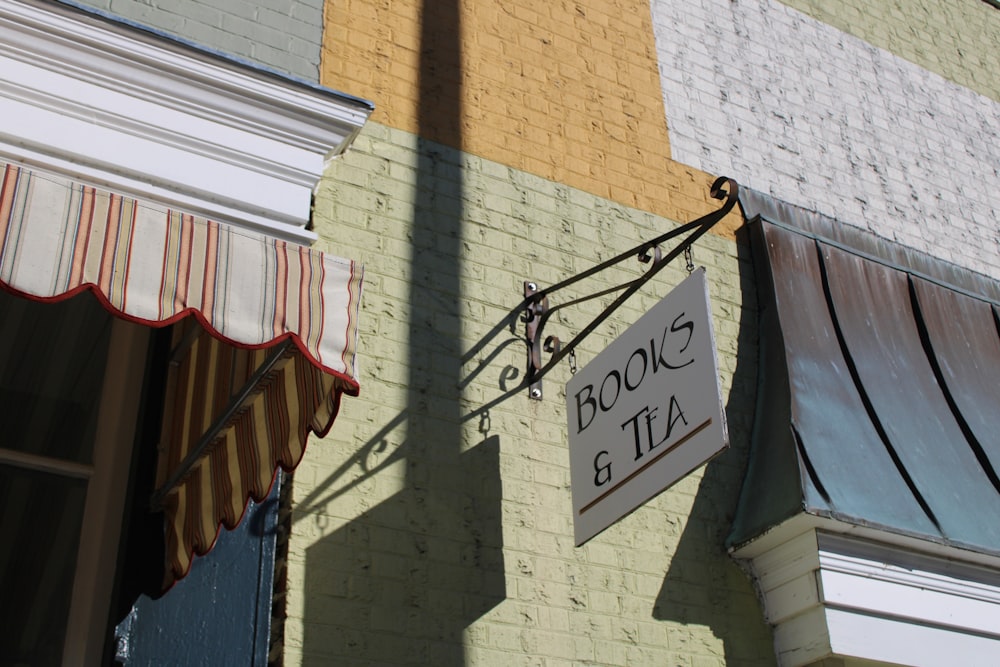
[523,281,559,399]
[150,338,294,510]
[521,176,738,400]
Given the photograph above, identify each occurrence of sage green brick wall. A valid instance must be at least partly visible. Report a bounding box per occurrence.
[780,0,1000,102]
[284,121,773,666]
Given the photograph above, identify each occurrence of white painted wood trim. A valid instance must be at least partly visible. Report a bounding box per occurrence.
[771,606,830,667]
[731,512,1000,572]
[825,607,1000,667]
[0,0,372,243]
[816,535,1000,640]
[733,520,1000,666]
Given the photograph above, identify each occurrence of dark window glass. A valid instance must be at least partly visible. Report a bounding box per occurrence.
[0,290,111,464]
[0,464,88,666]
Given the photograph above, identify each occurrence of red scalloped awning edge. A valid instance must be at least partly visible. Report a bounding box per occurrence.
[157,326,351,589]
[0,161,363,591]
[0,280,361,402]
[0,161,363,386]
[0,280,361,397]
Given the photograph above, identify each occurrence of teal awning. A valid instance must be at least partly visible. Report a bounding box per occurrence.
[729,190,1000,555]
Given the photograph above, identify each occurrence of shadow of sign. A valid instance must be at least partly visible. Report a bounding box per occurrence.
[301,435,504,665]
[651,232,776,663]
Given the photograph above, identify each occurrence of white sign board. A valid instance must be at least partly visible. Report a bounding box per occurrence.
[567,268,729,545]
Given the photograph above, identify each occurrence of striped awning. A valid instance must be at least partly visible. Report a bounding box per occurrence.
[0,161,362,587]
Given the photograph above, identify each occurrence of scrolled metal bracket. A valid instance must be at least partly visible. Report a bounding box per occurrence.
[525,281,573,399]
[521,176,738,400]
[522,281,547,399]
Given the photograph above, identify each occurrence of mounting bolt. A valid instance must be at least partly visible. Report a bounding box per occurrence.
[530,387,542,399]
[526,282,537,292]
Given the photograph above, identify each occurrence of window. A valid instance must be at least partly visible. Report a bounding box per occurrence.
[0,290,148,665]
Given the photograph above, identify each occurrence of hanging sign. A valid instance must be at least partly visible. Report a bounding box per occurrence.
[567,268,729,545]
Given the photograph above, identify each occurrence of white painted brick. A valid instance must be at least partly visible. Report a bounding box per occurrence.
[654,0,1000,279]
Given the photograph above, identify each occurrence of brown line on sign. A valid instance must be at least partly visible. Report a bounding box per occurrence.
[578,418,712,516]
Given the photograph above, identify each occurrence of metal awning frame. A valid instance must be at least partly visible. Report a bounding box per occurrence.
[521,176,738,399]
[150,338,295,510]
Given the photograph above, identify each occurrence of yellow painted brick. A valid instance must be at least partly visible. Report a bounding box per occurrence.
[319,0,748,240]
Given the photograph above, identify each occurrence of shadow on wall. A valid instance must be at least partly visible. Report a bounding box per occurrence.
[652,230,776,664]
[300,435,504,665]
[301,0,508,663]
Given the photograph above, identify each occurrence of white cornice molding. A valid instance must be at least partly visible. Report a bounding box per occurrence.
[730,512,1000,571]
[732,520,1000,667]
[0,0,373,243]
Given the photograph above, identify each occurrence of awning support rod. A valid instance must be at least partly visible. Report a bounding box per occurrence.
[522,176,738,399]
[151,338,294,509]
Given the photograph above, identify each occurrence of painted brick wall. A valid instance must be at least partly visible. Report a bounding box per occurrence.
[652,0,1000,279]
[781,0,1000,103]
[70,0,324,81]
[320,0,732,237]
[285,121,773,666]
